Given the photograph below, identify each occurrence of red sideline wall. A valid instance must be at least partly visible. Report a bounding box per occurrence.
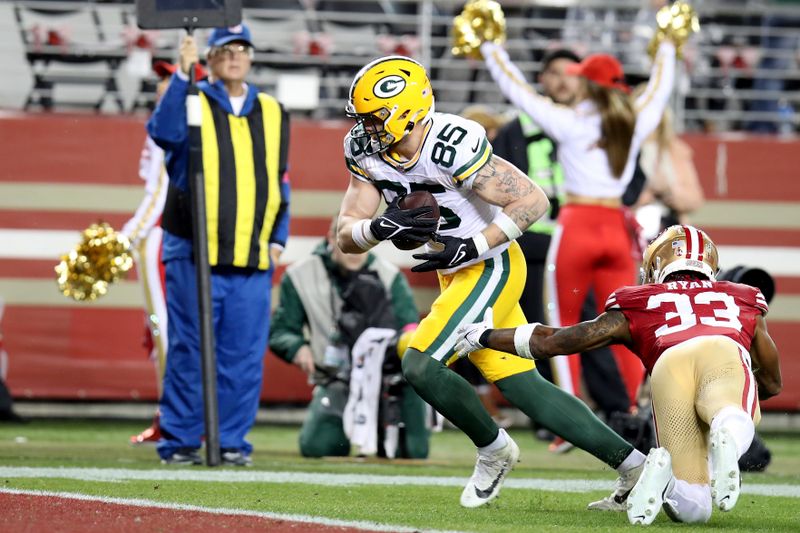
[0,114,798,411]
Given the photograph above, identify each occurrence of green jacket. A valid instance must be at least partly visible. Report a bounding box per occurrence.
[269,241,418,384]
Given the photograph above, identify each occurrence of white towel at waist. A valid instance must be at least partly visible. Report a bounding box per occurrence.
[343,327,396,456]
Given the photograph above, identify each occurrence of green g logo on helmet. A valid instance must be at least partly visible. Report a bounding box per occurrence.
[373,75,406,98]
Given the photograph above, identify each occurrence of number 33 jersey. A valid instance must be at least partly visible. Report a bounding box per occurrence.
[343,112,507,267]
[606,280,769,373]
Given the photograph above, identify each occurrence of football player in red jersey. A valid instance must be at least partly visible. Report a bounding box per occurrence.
[454,225,782,525]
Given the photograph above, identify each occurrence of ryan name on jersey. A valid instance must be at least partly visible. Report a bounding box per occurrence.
[663,280,715,291]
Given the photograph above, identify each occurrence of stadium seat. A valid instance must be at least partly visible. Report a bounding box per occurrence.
[14,2,126,112]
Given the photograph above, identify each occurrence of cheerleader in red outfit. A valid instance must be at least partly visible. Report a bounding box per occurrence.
[481,37,683,409]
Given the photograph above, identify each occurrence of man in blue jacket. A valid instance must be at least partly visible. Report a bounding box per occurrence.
[147,24,290,466]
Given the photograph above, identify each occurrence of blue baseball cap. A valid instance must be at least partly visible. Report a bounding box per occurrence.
[207,24,253,48]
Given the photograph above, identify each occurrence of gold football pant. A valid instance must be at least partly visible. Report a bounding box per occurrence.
[409,241,535,383]
[650,335,760,484]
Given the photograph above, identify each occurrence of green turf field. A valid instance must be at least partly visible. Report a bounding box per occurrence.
[1,419,798,532]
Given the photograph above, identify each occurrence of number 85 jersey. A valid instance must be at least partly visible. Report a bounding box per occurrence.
[606,280,769,373]
[344,112,506,265]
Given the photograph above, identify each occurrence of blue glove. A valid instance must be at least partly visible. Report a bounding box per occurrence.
[411,235,480,272]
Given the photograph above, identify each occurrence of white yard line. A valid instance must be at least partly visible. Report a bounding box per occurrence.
[0,487,460,533]
[1,466,798,498]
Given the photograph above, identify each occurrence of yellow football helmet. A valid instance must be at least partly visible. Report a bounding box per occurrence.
[345,56,434,155]
[641,224,719,284]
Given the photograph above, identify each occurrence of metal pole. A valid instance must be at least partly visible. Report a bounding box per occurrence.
[419,0,433,69]
[185,27,220,467]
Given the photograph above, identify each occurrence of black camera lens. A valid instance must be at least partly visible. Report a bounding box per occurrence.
[718,266,775,304]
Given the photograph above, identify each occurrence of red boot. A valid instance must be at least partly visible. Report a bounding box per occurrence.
[130,413,161,445]
[548,436,575,454]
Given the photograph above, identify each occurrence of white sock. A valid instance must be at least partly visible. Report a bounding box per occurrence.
[711,406,755,457]
[479,428,508,454]
[616,448,646,473]
[663,479,712,523]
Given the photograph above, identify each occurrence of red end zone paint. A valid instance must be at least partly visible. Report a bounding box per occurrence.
[0,491,386,533]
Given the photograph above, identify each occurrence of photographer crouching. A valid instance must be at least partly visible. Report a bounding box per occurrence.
[270,219,430,458]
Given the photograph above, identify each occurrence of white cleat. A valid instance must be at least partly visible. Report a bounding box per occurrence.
[587,461,644,512]
[460,429,520,508]
[710,427,741,512]
[627,447,675,526]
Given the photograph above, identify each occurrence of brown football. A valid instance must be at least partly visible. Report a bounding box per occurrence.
[392,191,440,250]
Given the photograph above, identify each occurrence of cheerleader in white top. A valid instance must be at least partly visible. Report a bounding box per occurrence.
[460,2,696,408]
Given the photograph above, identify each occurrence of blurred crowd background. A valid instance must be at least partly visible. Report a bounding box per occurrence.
[1,0,799,134]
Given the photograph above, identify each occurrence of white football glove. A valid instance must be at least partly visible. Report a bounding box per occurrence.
[454,307,494,358]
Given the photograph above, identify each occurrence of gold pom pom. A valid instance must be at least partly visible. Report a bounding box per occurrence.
[452,0,506,60]
[648,1,700,59]
[55,222,133,301]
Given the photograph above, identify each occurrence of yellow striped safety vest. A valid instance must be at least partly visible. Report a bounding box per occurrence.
[198,92,288,270]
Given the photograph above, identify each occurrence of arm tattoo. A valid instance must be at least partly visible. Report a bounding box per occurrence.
[507,204,538,229]
[546,311,628,354]
[473,157,531,197]
[472,157,538,228]
[470,158,498,193]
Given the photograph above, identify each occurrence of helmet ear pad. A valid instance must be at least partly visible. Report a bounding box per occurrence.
[641,225,719,284]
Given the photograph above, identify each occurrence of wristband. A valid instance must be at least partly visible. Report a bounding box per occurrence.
[472,233,490,256]
[351,219,378,251]
[186,94,202,127]
[493,211,523,241]
[513,323,539,359]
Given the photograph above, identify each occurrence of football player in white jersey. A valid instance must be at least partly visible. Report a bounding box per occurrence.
[336,56,648,509]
